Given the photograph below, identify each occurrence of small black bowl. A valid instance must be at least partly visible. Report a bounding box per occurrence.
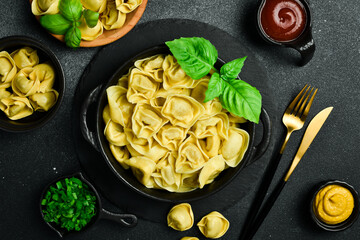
[40,172,137,237]
[310,180,360,231]
[0,35,65,132]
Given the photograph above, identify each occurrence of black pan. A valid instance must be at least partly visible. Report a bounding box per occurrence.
[80,44,271,202]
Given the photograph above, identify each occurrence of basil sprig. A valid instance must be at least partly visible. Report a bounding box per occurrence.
[166,37,262,123]
[39,0,99,48]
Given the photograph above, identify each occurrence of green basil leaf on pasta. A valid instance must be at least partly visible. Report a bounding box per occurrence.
[39,14,72,35]
[83,9,99,28]
[219,78,261,123]
[166,37,218,80]
[204,72,224,102]
[59,0,83,22]
[65,26,81,49]
[220,56,247,81]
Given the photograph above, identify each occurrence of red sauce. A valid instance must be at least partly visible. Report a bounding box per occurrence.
[260,0,306,42]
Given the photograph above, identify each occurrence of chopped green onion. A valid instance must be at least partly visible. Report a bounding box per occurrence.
[41,177,97,231]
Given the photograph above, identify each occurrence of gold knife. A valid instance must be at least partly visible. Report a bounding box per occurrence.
[284,107,333,181]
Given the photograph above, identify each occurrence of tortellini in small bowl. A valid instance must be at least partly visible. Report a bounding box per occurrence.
[30,0,148,47]
[89,45,267,202]
[0,36,64,132]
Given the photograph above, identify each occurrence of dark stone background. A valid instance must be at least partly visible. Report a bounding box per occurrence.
[0,0,359,239]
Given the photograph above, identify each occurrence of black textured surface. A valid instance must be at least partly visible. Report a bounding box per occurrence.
[1,0,360,240]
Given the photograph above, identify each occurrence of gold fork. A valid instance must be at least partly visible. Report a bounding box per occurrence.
[279,85,318,153]
[240,85,317,240]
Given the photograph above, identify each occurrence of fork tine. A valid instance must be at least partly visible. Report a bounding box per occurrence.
[296,87,314,117]
[285,84,308,114]
[301,88,318,121]
[293,86,310,114]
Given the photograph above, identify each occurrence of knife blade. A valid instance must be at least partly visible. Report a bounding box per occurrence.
[284,107,333,181]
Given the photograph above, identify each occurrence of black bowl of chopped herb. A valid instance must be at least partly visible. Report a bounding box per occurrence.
[40,172,137,237]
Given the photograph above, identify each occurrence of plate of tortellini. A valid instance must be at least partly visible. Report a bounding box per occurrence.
[30,0,147,47]
[0,36,64,132]
[80,45,271,202]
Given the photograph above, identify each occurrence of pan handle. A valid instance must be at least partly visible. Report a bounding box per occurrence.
[99,208,138,228]
[80,85,103,152]
[246,108,272,166]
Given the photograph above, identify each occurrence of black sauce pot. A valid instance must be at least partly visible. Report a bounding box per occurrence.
[80,45,271,203]
[257,0,315,66]
[40,172,137,238]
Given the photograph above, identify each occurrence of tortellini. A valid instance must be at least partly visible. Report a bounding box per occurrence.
[78,19,104,41]
[0,96,33,120]
[115,0,142,13]
[31,0,60,16]
[162,55,198,90]
[0,48,58,120]
[220,127,250,167]
[106,85,134,127]
[81,0,107,13]
[12,68,40,97]
[162,95,204,129]
[167,203,194,231]
[11,47,39,69]
[0,51,17,88]
[101,1,126,30]
[127,68,161,104]
[132,104,168,139]
[32,0,143,42]
[29,90,58,111]
[197,211,230,239]
[103,54,250,192]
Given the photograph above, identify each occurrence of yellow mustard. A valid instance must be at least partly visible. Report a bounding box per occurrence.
[313,184,354,224]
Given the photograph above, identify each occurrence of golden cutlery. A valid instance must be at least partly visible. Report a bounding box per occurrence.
[242,107,333,240]
[240,85,317,239]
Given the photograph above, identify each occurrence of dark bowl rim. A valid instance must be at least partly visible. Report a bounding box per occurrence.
[39,172,101,237]
[94,44,258,203]
[0,35,65,133]
[310,180,360,232]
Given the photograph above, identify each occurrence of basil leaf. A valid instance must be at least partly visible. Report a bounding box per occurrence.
[83,9,99,28]
[166,37,218,80]
[59,0,83,22]
[219,78,262,123]
[65,26,81,49]
[39,14,72,35]
[220,56,247,81]
[204,72,224,102]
